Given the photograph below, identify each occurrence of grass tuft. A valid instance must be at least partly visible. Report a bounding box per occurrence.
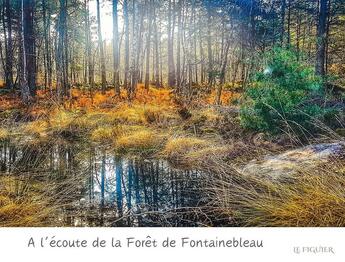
[114,127,166,156]
[161,136,228,168]
[90,126,120,143]
[0,176,54,227]
[0,127,10,140]
[209,162,345,226]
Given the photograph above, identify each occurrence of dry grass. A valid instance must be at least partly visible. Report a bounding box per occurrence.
[0,195,49,226]
[21,120,49,138]
[0,176,54,227]
[0,101,180,147]
[209,161,345,226]
[114,127,167,156]
[0,127,10,140]
[204,89,241,105]
[105,104,179,126]
[186,108,223,135]
[161,136,228,168]
[48,108,80,132]
[90,125,121,143]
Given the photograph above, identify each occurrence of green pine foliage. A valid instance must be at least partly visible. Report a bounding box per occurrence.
[240,47,336,135]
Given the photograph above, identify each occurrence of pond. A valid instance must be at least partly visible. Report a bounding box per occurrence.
[0,139,213,227]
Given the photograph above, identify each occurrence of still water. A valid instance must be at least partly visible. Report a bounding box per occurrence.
[0,140,211,226]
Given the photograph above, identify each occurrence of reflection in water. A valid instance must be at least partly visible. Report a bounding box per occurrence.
[0,140,210,227]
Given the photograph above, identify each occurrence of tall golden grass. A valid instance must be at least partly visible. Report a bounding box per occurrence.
[207,160,345,227]
[0,176,54,226]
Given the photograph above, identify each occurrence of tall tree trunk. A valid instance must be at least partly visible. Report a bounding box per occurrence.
[215,40,230,105]
[287,0,291,45]
[20,0,31,103]
[42,0,52,92]
[5,0,13,90]
[23,0,36,98]
[315,0,328,76]
[176,0,182,93]
[130,0,137,99]
[64,6,69,97]
[57,0,68,99]
[96,0,107,93]
[199,22,205,83]
[84,0,94,91]
[281,0,286,45]
[152,0,160,87]
[206,3,213,88]
[167,0,176,87]
[144,0,152,90]
[325,0,331,75]
[123,0,130,94]
[112,0,120,96]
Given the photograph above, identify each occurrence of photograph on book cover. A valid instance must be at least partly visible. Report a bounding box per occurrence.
[0,0,344,227]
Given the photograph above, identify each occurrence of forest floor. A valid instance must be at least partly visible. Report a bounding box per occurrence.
[1,84,345,226]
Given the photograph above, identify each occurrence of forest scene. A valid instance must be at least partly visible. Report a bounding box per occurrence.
[0,0,345,227]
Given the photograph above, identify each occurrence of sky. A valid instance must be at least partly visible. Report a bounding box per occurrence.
[89,0,120,41]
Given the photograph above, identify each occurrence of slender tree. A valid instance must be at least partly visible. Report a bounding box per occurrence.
[112,0,120,96]
[152,0,161,87]
[176,0,182,93]
[144,0,152,90]
[167,0,176,87]
[56,0,68,98]
[123,0,130,93]
[281,0,286,45]
[4,0,13,90]
[316,0,329,76]
[96,0,107,93]
[206,2,213,87]
[20,0,31,103]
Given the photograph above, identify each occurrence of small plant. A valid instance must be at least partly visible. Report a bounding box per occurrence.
[240,47,336,135]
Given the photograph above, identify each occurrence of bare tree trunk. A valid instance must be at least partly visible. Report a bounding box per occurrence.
[84,0,94,93]
[315,0,328,76]
[325,0,331,75]
[43,0,52,92]
[206,3,213,88]
[96,0,107,93]
[281,0,286,45]
[287,0,291,45]
[215,40,230,105]
[199,23,205,83]
[152,0,160,87]
[20,0,31,103]
[57,0,68,99]
[24,0,36,98]
[167,0,176,87]
[129,0,143,99]
[129,0,137,99]
[5,0,13,90]
[144,0,152,90]
[123,0,130,94]
[192,1,198,84]
[112,0,120,96]
[176,0,182,93]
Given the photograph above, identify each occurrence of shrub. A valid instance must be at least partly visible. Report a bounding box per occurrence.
[240,47,336,135]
